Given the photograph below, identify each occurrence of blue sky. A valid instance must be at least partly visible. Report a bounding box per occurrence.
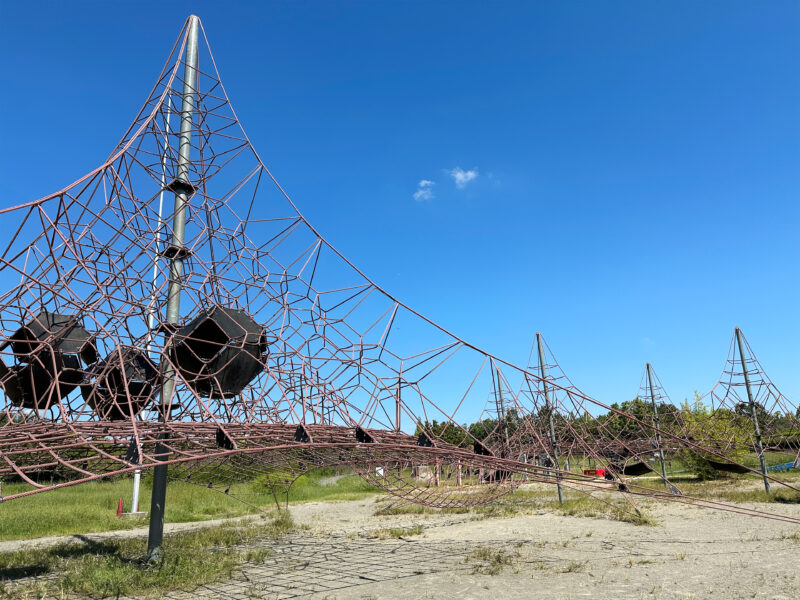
[0,1,798,410]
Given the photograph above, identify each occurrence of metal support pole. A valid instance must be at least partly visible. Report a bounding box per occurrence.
[300,368,306,423]
[146,15,200,561]
[312,370,318,425]
[537,332,563,504]
[735,328,770,494]
[395,373,402,432]
[493,365,510,453]
[131,469,142,512]
[646,363,668,487]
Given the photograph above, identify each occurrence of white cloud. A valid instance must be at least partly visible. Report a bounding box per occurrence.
[448,167,478,189]
[413,179,435,201]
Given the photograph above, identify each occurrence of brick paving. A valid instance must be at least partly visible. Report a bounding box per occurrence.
[160,533,473,599]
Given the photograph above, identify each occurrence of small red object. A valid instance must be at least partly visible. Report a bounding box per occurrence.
[116,498,123,517]
[596,468,606,479]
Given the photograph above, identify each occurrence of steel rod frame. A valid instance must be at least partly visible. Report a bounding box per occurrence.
[537,332,563,504]
[646,362,668,487]
[736,327,770,494]
[146,14,199,560]
[0,16,798,529]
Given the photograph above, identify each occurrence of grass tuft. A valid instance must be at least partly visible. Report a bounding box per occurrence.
[369,525,424,539]
[555,496,657,526]
[464,546,520,575]
[559,560,587,573]
[779,531,800,543]
[373,503,469,517]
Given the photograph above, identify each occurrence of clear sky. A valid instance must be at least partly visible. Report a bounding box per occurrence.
[1,1,797,410]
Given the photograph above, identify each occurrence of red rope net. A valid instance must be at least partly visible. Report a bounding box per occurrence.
[0,17,797,523]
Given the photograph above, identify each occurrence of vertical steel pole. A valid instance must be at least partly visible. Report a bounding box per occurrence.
[299,365,306,423]
[537,333,563,504]
[735,328,770,494]
[493,365,510,452]
[395,371,402,432]
[146,15,200,560]
[312,369,318,425]
[646,363,668,487]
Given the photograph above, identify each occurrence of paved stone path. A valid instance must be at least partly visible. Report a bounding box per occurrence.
[160,534,474,599]
[0,514,261,553]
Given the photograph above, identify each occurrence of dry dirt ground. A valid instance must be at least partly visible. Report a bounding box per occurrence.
[203,496,799,600]
[6,485,800,600]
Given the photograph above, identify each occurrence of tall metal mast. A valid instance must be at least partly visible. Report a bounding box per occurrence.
[735,328,770,494]
[646,363,668,487]
[146,15,200,560]
[537,332,563,504]
[395,372,402,432]
[493,363,510,454]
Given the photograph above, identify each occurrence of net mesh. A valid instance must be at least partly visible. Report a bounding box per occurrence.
[0,17,797,523]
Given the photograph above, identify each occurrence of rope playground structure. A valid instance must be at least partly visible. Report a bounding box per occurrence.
[0,16,798,557]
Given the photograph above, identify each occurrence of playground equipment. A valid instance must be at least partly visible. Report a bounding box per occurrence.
[1,16,799,561]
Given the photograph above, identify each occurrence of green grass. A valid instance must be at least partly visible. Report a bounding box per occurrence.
[373,502,469,517]
[634,472,800,504]
[560,560,587,573]
[370,525,424,539]
[701,486,800,504]
[554,496,657,526]
[779,531,800,543]
[0,511,293,599]
[280,469,380,503]
[5,461,795,544]
[0,479,254,542]
[0,468,381,542]
[517,489,657,525]
[375,487,658,526]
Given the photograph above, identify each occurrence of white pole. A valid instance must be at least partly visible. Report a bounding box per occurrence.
[146,95,173,351]
[131,95,172,515]
[131,469,142,512]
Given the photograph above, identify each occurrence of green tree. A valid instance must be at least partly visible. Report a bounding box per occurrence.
[675,395,755,480]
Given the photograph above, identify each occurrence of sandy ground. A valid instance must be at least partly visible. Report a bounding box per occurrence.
[256,495,800,600]
[3,486,800,599]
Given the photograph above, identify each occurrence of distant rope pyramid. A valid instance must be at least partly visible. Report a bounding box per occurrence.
[692,328,800,480]
[0,17,798,527]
